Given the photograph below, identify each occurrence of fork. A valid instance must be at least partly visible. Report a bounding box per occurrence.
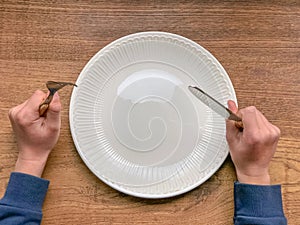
[39,81,77,116]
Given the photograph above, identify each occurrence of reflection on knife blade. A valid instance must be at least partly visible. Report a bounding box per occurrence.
[188,85,243,130]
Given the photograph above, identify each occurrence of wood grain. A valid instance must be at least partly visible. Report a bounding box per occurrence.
[0,1,299,224]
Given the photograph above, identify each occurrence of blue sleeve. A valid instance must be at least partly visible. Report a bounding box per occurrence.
[0,172,49,225]
[234,182,287,225]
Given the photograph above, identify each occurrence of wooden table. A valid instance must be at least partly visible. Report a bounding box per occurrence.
[0,1,299,224]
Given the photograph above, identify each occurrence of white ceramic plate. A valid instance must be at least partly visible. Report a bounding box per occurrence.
[70,32,237,198]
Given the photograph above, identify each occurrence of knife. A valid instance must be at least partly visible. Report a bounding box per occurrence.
[188,85,243,130]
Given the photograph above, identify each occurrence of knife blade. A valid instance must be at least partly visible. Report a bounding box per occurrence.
[188,85,243,130]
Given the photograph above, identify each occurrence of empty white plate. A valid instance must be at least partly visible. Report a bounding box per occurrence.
[69,32,237,198]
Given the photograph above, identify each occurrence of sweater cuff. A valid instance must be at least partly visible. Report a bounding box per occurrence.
[234,182,285,218]
[1,172,49,212]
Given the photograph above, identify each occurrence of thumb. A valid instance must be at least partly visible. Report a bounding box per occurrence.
[46,92,61,128]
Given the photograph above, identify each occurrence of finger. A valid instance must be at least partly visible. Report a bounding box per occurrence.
[227,100,238,114]
[272,124,281,136]
[45,92,61,130]
[271,124,281,142]
[256,110,274,130]
[9,90,45,118]
[255,110,281,141]
[226,119,240,144]
[25,90,47,113]
[239,106,261,136]
[8,91,46,128]
[227,100,244,131]
[8,100,28,122]
[48,92,61,113]
[226,100,240,143]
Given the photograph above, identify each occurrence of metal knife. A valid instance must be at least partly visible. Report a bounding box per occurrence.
[188,85,243,130]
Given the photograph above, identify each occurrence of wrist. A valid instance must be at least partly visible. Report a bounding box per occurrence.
[15,156,49,178]
[236,171,271,185]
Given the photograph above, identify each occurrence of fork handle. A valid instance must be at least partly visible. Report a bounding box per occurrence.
[39,94,53,116]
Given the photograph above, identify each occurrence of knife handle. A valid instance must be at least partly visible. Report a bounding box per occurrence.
[234,120,244,132]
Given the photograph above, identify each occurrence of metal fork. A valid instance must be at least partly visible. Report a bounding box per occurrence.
[39,81,77,116]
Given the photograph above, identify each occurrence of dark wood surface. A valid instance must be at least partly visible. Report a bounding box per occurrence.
[0,1,299,224]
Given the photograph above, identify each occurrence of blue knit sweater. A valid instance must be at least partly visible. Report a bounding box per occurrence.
[0,173,49,224]
[234,182,287,224]
[0,173,287,224]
